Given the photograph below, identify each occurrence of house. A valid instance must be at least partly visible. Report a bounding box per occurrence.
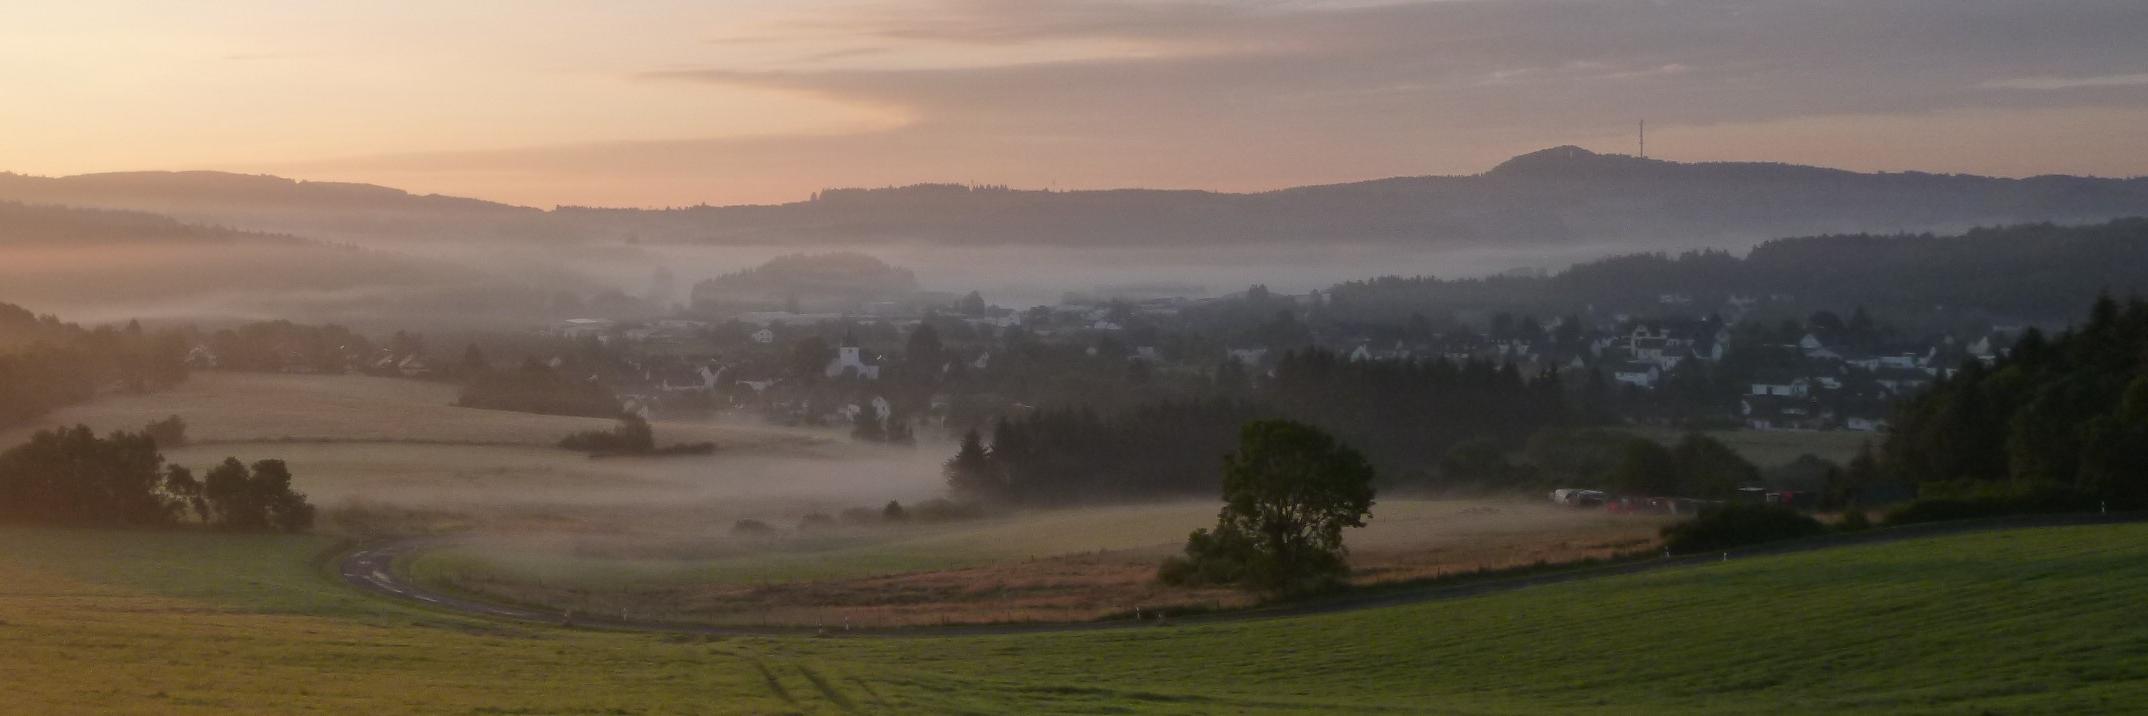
[396,355,431,378]
[750,328,775,344]
[825,346,881,380]
[1741,395,1822,430]
[558,318,613,339]
[1226,347,1270,366]
[1749,377,1810,398]
[1611,361,1661,389]
[1844,415,1888,432]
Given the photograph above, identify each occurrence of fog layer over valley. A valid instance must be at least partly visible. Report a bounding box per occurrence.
[0,373,950,539]
[10,146,2148,327]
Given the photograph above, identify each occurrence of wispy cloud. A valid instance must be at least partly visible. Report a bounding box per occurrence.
[1983,73,2148,91]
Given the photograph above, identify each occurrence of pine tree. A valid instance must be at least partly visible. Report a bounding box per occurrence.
[944,429,999,499]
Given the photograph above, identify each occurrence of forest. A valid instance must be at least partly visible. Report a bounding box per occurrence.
[1325,219,2148,328]
[1883,294,2148,510]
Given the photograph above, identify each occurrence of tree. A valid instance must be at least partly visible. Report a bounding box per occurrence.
[904,323,944,381]
[143,415,187,448]
[1671,433,1757,498]
[1161,420,1376,593]
[1605,439,1681,497]
[944,429,1000,499]
[790,336,833,382]
[956,290,988,316]
[163,464,207,523]
[461,344,491,374]
[202,458,262,530]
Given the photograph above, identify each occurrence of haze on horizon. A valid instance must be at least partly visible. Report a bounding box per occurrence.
[5,0,2148,208]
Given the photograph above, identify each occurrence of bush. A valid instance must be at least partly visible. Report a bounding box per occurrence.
[881,500,908,522]
[1836,509,1872,532]
[143,415,187,448]
[798,512,836,531]
[1661,504,1824,554]
[1883,485,2100,526]
[838,507,880,525]
[729,518,777,538]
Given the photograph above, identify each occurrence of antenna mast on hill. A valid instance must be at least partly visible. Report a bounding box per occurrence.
[1638,120,1646,159]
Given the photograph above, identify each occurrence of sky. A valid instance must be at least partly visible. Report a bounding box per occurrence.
[3,0,2147,208]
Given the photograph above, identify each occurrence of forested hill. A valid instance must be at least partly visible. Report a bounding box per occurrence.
[8,147,2148,249]
[551,146,2148,247]
[1323,219,2148,327]
[0,171,552,244]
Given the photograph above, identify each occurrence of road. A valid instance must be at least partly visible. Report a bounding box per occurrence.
[337,511,2144,638]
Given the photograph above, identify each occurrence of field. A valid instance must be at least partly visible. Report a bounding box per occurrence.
[4,523,2145,713]
[1620,426,1875,467]
[0,371,951,534]
[0,371,811,448]
[408,499,1670,627]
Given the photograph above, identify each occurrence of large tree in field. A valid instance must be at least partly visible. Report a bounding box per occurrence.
[1161,420,1376,592]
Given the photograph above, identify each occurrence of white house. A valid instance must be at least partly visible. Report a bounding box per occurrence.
[1749,378,1810,398]
[1612,362,1661,389]
[751,328,775,344]
[825,346,881,380]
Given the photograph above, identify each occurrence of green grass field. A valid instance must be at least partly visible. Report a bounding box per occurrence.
[6,522,2145,713]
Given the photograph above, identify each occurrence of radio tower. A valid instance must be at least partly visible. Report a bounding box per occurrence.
[1639,120,1646,159]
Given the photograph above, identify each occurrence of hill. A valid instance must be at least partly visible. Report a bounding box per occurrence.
[0,202,529,328]
[1324,218,2148,326]
[555,146,2148,248]
[8,148,2148,250]
[0,170,550,245]
[1,521,2142,712]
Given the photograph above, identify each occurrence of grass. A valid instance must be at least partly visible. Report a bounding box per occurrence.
[3,523,2146,713]
[0,370,814,449]
[405,499,1668,626]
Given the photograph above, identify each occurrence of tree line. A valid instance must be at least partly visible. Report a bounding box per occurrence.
[0,421,313,532]
[0,303,189,427]
[1883,294,2148,510]
[945,348,1572,505]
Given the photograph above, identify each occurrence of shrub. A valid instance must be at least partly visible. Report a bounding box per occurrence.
[729,518,777,538]
[798,512,837,531]
[1836,509,1872,532]
[143,415,187,448]
[1883,481,2099,525]
[838,507,880,525]
[881,500,908,522]
[1661,504,1824,554]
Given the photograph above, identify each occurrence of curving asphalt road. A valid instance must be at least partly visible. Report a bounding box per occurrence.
[338,511,2145,638]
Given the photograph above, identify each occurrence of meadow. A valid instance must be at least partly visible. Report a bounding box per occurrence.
[3,522,2144,713]
[0,371,812,449]
[408,499,1669,627]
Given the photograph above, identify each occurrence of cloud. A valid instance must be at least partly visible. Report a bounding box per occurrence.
[1983,73,2148,91]
[277,0,2148,206]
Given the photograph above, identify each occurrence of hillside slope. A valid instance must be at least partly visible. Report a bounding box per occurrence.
[1,522,2141,713]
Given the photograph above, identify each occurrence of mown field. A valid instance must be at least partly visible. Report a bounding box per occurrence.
[408,499,1668,626]
[0,371,815,448]
[3,523,2144,713]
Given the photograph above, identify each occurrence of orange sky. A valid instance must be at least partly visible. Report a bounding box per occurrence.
[5,0,2146,208]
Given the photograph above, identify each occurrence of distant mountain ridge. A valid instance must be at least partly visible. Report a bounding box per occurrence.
[5,148,2148,248]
